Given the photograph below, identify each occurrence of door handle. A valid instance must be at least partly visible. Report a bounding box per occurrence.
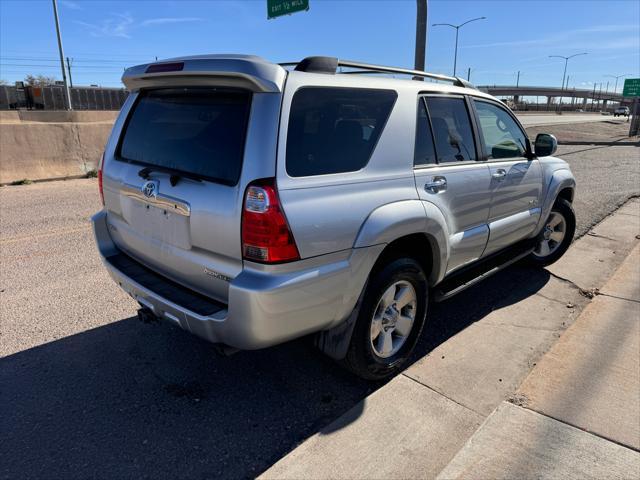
[492,169,507,180]
[425,176,447,193]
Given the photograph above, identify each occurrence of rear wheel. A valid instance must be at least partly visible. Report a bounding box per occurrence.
[529,198,575,266]
[341,257,428,380]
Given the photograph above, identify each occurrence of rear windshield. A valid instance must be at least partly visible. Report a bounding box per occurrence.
[118,88,251,185]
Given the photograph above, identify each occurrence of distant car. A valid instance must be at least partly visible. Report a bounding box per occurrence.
[614,106,630,117]
[93,54,577,380]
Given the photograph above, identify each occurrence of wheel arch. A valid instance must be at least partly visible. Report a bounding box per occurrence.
[353,199,449,285]
[536,169,576,236]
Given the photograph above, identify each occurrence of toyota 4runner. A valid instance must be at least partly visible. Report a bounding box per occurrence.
[93,55,576,380]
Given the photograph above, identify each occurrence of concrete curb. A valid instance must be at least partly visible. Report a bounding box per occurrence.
[260,199,640,479]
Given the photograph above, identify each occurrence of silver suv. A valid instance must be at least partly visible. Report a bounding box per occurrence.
[93,55,576,379]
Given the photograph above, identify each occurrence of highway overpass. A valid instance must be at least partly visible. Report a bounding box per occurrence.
[477,85,631,108]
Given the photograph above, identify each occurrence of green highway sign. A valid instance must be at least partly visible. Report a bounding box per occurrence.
[267,0,309,19]
[622,78,640,97]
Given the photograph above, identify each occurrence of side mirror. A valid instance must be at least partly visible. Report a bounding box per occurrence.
[534,133,558,157]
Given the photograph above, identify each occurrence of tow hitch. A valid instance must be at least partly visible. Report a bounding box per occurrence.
[137,307,159,324]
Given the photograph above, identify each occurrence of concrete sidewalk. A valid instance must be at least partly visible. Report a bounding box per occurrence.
[437,244,640,479]
[261,199,639,480]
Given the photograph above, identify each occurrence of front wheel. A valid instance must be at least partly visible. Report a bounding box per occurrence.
[341,257,428,380]
[528,198,576,267]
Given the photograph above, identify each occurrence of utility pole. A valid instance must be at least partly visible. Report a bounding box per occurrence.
[433,16,486,77]
[51,0,72,110]
[66,57,73,88]
[516,70,520,87]
[598,82,603,110]
[467,67,471,81]
[414,0,427,78]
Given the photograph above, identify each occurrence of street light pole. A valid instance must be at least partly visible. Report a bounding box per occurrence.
[605,73,632,94]
[516,70,520,87]
[433,16,486,77]
[52,0,72,110]
[549,52,587,113]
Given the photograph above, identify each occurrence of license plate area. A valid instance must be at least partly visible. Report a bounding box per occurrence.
[123,196,191,249]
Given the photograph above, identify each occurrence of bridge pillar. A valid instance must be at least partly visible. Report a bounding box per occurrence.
[546,96,554,111]
[582,97,588,108]
[513,95,520,103]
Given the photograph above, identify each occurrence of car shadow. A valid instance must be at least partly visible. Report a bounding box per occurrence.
[1,264,550,479]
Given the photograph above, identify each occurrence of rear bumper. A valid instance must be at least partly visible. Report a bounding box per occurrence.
[92,210,381,350]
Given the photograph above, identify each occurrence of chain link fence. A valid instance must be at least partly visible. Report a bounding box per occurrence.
[0,85,128,110]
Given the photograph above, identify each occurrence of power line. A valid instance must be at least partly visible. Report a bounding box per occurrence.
[1,56,152,63]
[1,63,131,69]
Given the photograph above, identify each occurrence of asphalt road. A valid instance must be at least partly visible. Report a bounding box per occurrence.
[516,113,614,127]
[1,140,638,479]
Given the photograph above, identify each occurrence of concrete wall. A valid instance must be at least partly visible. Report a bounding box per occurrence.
[16,110,119,123]
[0,111,20,122]
[0,121,113,183]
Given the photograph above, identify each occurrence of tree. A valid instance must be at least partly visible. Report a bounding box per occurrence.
[24,74,57,87]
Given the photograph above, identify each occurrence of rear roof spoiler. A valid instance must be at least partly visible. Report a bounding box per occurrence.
[122,55,286,93]
[280,56,475,89]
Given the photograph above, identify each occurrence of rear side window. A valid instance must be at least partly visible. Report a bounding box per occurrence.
[426,96,476,163]
[414,98,437,166]
[286,87,397,177]
[118,88,251,186]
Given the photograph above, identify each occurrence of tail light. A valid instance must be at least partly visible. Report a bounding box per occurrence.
[98,152,105,206]
[241,179,300,263]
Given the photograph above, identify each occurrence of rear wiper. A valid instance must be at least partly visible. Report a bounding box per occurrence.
[137,166,203,186]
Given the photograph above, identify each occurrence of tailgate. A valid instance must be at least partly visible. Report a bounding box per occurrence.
[102,85,280,303]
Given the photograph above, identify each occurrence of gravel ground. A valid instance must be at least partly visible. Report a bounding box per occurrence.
[525,118,635,144]
[1,130,638,478]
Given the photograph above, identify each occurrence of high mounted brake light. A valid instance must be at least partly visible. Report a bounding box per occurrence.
[145,62,184,74]
[241,179,300,263]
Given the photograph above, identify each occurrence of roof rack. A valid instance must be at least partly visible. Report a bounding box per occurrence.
[279,56,475,89]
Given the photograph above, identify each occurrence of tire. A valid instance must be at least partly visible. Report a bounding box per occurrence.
[340,257,428,381]
[528,198,576,267]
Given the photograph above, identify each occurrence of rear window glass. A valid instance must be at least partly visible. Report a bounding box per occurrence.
[286,87,397,177]
[426,96,476,163]
[118,88,251,185]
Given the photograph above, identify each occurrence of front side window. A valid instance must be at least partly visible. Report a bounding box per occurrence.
[425,96,476,163]
[474,100,527,160]
[286,87,397,177]
[118,88,251,185]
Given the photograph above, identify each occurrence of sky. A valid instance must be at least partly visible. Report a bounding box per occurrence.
[1,0,639,91]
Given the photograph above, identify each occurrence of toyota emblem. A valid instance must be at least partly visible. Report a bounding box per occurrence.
[141,180,158,198]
